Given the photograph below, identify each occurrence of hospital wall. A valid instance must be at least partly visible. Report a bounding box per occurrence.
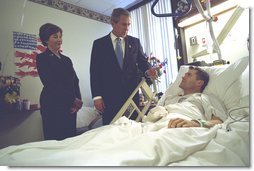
[182,7,249,64]
[0,0,111,148]
[0,0,111,107]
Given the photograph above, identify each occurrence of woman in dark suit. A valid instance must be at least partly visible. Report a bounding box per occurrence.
[36,23,83,140]
[90,8,157,125]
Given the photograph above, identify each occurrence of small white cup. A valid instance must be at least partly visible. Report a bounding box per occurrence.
[23,99,30,110]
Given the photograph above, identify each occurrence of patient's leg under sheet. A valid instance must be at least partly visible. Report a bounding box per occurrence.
[0,118,220,166]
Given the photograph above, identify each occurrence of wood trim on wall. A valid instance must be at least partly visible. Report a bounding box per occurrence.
[28,0,111,24]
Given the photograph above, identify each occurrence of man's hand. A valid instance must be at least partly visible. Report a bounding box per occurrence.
[168,118,200,128]
[146,68,158,80]
[94,98,105,114]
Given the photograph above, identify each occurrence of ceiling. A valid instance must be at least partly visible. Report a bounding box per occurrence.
[61,0,143,16]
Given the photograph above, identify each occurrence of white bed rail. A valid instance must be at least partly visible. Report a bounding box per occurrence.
[110,78,157,124]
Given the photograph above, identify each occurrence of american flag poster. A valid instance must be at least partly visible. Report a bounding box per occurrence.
[13,31,46,78]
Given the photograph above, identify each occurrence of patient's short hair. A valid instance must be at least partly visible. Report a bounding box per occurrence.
[111,8,130,24]
[189,66,209,92]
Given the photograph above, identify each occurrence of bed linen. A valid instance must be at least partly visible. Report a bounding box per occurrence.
[0,117,230,166]
[0,115,248,166]
[0,56,249,166]
[76,106,102,133]
[169,120,249,166]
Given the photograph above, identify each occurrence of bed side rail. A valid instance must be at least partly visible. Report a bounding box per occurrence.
[110,78,156,124]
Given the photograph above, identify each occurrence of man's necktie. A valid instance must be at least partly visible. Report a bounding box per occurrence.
[115,38,123,69]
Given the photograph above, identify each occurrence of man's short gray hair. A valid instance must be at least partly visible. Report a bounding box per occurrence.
[111,8,130,24]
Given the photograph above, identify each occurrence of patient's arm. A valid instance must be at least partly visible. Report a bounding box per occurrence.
[168,114,223,128]
[202,115,223,128]
[168,118,199,128]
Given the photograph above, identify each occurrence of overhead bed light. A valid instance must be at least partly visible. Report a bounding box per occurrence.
[179,0,249,65]
[178,0,240,28]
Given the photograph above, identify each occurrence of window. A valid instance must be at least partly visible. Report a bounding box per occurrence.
[129,0,179,93]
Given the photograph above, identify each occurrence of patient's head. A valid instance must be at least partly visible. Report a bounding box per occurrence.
[179,66,209,94]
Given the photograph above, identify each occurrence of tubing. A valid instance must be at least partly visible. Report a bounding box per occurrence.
[194,0,222,60]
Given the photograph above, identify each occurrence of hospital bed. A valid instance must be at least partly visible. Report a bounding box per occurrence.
[0,56,249,166]
[76,75,157,131]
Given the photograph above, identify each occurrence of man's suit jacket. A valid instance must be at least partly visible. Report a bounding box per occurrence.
[90,33,151,124]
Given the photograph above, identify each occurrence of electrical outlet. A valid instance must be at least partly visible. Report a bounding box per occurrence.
[189,36,198,46]
[201,37,206,46]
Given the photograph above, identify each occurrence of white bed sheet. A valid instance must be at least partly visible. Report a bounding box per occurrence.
[169,119,249,166]
[76,106,102,129]
[0,114,249,166]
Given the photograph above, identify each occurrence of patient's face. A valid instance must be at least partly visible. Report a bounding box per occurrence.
[179,69,198,90]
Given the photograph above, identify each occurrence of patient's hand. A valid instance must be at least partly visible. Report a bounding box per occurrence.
[142,106,168,123]
[168,118,199,128]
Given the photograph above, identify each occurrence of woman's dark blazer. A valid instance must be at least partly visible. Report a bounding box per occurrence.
[36,48,81,112]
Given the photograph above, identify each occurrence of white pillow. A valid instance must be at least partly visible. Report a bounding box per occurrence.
[206,56,249,102]
[222,78,241,110]
[158,56,249,111]
[226,64,250,118]
[239,64,249,107]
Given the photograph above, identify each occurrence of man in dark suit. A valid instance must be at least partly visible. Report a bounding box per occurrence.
[90,8,157,125]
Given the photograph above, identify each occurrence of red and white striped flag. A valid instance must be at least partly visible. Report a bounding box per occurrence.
[13,31,46,78]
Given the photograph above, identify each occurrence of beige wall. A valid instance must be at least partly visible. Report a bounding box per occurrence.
[0,0,111,148]
[0,0,111,107]
[183,7,249,64]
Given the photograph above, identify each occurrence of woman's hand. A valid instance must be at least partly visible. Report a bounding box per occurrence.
[73,98,83,109]
[70,98,83,114]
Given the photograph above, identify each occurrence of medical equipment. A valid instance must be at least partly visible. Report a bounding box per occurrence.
[151,0,226,64]
[151,0,192,17]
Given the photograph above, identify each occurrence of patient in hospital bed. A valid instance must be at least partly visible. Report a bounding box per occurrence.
[0,57,249,166]
[142,66,227,129]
